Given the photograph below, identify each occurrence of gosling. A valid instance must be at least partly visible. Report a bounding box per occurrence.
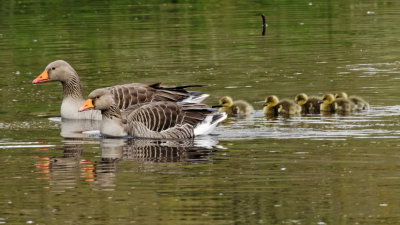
[294,93,321,114]
[320,94,354,114]
[263,95,301,117]
[214,96,254,116]
[335,92,369,111]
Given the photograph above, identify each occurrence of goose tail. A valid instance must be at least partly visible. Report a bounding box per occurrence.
[194,112,227,136]
[182,93,210,104]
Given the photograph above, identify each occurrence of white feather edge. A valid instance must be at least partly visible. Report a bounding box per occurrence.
[194,112,227,136]
[181,94,210,104]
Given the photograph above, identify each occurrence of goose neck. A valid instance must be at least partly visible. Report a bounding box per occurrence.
[61,75,84,100]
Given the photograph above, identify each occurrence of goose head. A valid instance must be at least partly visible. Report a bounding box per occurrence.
[32,60,78,84]
[295,93,308,106]
[79,88,115,112]
[263,95,279,107]
[320,94,335,105]
[335,92,349,100]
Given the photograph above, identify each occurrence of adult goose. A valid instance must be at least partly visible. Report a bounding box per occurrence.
[78,88,227,139]
[32,60,209,120]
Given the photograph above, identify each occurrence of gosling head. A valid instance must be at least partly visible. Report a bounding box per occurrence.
[33,60,77,84]
[218,96,234,108]
[335,92,349,100]
[263,95,279,107]
[295,93,308,106]
[320,94,335,105]
[79,88,115,112]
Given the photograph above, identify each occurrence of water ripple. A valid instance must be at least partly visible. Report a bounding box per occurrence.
[214,105,400,140]
[0,142,55,149]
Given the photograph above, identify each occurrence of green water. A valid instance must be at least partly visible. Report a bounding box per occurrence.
[1,0,400,224]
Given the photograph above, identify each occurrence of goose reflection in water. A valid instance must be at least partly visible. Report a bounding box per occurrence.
[59,118,101,138]
[101,137,219,163]
[36,119,97,190]
[42,119,222,190]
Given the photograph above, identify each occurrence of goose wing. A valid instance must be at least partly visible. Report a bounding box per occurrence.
[107,83,205,110]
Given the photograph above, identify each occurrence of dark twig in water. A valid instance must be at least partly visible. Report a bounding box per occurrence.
[261,14,267,36]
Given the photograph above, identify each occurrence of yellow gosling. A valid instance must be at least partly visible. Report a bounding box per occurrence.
[263,95,279,116]
[320,94,354,114]
[294,93,321,114]
[335,92,369,111]
[215,96,254,116]
[263,95,300,117]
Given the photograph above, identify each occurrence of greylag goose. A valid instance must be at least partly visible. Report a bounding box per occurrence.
[319,94,354,114]
[335,92,369,111]
[263,95,300,117]
[294,93,321,114]
[78,88,227,139]
[212,96,254,116]
[32,60,209,120]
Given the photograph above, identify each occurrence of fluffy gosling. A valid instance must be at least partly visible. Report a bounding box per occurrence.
[335,92,369,111]
[320,94,354,114]
[213,96,254,116]
[263,95,300,117]
[294,93,321,114]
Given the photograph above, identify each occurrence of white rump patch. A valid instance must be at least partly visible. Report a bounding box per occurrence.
[194,112,227,136]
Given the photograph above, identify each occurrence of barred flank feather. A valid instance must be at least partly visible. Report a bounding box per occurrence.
[126,102,214,132]
[128,122,195,139]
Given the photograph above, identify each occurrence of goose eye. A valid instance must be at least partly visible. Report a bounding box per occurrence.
[51,67,56,70]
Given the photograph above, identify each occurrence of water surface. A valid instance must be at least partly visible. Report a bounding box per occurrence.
[1,0,400,224]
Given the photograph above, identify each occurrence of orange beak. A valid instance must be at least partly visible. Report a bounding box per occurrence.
[79,99,95,112]
[32,70,50,84]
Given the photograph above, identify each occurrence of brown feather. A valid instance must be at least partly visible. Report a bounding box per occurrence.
[105,83,204,110]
